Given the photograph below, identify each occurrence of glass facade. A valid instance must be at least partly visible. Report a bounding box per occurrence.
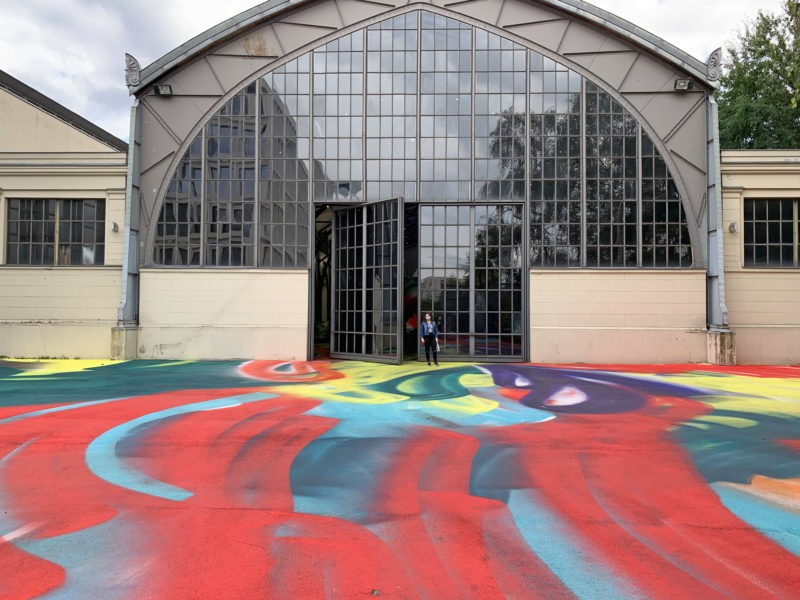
[152,8,695,360]
[155,8,692,271]
[420,204,523,357]
[366,13,417,201]
[529,55,582,267]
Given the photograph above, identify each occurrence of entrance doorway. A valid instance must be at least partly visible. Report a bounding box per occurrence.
[313,201,526,363]
[313,198,410,364]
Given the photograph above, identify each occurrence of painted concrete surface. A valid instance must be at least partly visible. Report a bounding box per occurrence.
[0,359,799,599]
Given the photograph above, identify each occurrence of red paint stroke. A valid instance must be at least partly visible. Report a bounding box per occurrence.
[371,428,575,599]
[2,376,800,598]
[485,394,800,599]
[0,403,65,420]
[777,439,800,452]
[126,391,420,599]
[497,386,530,402]
[0,387,284,598]
[1,388,269,538]
[0,541,64,600]
[239,360,345,383]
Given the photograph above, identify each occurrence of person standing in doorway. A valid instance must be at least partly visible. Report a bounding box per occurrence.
[420,312,439,366]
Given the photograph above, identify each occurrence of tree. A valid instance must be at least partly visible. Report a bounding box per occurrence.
[717,0,800,149]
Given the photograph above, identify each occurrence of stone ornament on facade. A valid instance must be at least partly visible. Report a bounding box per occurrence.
[124,53,141,91]
[707,47,723,81]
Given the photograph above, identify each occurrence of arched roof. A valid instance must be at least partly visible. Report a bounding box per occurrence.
[128,0,716,96]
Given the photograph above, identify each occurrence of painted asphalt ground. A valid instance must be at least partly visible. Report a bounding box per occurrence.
[1,359,799,599]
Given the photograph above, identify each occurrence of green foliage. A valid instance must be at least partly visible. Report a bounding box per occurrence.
[716,0,800,149]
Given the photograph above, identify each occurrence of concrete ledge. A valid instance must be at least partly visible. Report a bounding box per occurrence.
[730,327,800,365]
[137,325,308,360]
[0,322,114,358]
[529,328,708,364]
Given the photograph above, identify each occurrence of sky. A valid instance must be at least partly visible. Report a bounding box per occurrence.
[0,0,787,142]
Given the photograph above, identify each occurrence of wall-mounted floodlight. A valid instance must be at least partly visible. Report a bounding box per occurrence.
[674,79,694,92]
[111,221,119,232]
[153,84,172,96]
[728,222,739,233]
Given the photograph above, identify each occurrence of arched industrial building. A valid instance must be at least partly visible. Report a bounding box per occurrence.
[6,1,798,365]
[117,0,729,364]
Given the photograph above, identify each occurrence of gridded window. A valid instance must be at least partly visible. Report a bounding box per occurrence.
[364,201,400,356]
[155,135,202,265]
[366,13,418,201]
[529,51,582,267]
[313,31,364,202]
[152,8,695,273]
[6,199,105,265]
[641,132,692,266]
[585,82,638,267]
[419,204,471,355]
[205,83,257,267]
[420,12,472,201]
[155,60,310,267]
[744,199,798,267]
[474,29,527,201]
[261,56,311,267]
[420,204,523,358]
[333,208,364,354]
[473,204,523,355]
[330,200,401,361]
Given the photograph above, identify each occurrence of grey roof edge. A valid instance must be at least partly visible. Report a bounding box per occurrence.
[130,0,310,95]
[544,0,715,86]
[129,0,717,95]
[0,69,129,152]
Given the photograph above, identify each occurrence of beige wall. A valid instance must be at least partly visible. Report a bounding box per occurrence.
[0,88,113,153]
[0,87,128,358]
[137,269,308,359]
[721,150,800,364]
[530,270,708,363]
[0,267,121,358]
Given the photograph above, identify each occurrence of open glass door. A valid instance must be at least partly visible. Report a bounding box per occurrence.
[330,198,403,363]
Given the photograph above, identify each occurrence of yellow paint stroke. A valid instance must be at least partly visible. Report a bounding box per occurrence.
[280,382,408,405]
[270,361,499,414]
[426,395,499,415]
[455,372,495,388]
[145,360,195,369]
[693,415,759,429]
[682,422,711,430]
[629,371,800,418]
[7,359,126,377]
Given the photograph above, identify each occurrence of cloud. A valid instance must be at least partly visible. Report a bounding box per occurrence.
[1,0,257,140]
[2,1,131,138]
[591,0,784,60]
